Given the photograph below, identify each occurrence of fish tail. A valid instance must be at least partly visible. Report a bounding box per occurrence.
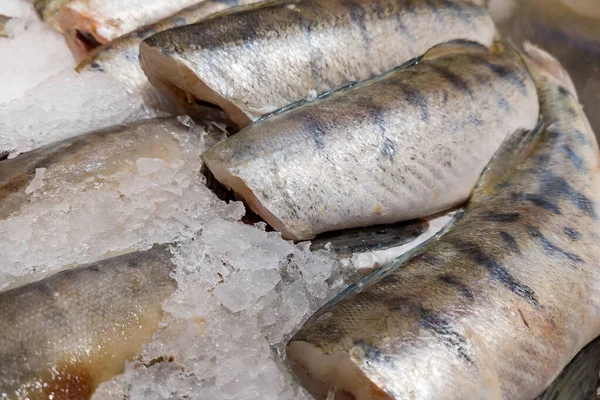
[523,42,578,100]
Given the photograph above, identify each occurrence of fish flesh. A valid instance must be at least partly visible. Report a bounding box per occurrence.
[286,45,600,399]
[139,0,496,129]
[76,0,262,118]
[0,245,177,400]
[33,0,71,32]
[0,117,192,221]
[202,40,539,240]
[57,0,212,61]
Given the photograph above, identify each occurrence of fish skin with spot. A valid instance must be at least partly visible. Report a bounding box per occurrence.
[286,45,600,399]
[139,0,496,129]
[75,0,262,119]
[202,40,539,240]
[57,0,246,61]
[0,245,177,400]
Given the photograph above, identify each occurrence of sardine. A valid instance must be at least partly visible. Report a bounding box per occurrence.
[202,40,539,241]
[0,246,177,400]
[33,0,71,32]
[286,45,600,399]
[76,0,262,118]
[0,117,191,221]
[139,0,496,129]
[57,0,210,61]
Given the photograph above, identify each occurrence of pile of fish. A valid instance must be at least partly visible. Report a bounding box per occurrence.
[1,0,599,399]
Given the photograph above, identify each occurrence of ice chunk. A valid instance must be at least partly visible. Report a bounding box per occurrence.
[93,216,350,400]
[0,69,165,157]
[0,0,74,104]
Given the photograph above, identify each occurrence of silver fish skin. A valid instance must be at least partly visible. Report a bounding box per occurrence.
[0,246,177,400]
[76,0,262,119]
[139,0,496,129]
[202,40,539,241]
[57,0,206,61]
[286,45,600,399]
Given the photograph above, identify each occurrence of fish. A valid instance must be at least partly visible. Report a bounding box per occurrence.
[76,0,262,118]
[0,117,192,221]
[286,44,600,400]
[0,245,177,400]
[201,40,539,241]
[57,0,216,61]
[33,0,71,32]
[139,0,496,129]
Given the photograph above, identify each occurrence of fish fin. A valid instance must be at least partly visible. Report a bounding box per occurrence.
[522,42,578,101]
[471,122,545,203]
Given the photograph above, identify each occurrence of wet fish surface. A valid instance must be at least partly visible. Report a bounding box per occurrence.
[286,45,600,399]
[202,40,539,240]
[57,0,212,61]
[0,118,192,221]
[139,0,496,128]
[0,246,177,400]
[76,0,261,118]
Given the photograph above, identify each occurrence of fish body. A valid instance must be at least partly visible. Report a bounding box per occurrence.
[286,46,600,399]
[76,0,261,118]
[0,118,190,221]
[58,0,213,61]
[139,0,496,129]
[0,246,177,400]
[202,41,539,240]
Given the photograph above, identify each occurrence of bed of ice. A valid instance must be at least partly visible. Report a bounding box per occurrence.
[0,1,453,399]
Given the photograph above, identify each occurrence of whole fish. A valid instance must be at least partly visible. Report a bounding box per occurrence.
[33,0,71,32]
[139,0,496,129]
[0,117,191,221]
[76,0,262,118]
[286,45,600,399]
[57,0,213,61]
[202,40,539,241]
[0,246,177,400]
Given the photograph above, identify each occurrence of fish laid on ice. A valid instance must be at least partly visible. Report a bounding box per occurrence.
[0,246,177,400]
[76,0,262,118]
[286,45,600,399]
[57,0,211,61]
[202,40,539,240]
[139,0,496,129]
[33,0,71,32]
[0,117,192,221]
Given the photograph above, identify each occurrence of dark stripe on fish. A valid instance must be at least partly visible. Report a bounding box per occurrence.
[529,226,583,264]
[449,238,539,306]
[439,275,475,301]
[562,145,586,172]
[400,83,428,122]
[429,64,473,97]
[421,309,472,363]
[483,213,521,222]
[564,227,581,240]
[500,231,521,254]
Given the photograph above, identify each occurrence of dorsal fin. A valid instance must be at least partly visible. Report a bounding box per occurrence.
[471,122,545,203]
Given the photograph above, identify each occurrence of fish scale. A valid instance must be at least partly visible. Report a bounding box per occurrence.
[202,40,539,241]
[286,45,600,400]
